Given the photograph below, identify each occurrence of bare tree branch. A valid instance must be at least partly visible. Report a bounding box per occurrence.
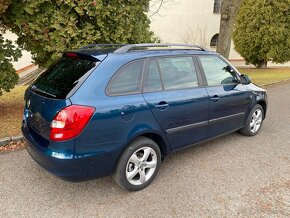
[148,0,177,17]
[180,25,208,47]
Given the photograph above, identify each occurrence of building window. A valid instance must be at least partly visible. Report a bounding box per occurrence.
[213,0,222,13]
[210,34,219,47]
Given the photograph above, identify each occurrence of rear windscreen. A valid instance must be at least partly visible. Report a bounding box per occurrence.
[32,57,96,99]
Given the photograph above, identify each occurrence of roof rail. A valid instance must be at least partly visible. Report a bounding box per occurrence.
[114,43,208,53]
[80,44,126,49]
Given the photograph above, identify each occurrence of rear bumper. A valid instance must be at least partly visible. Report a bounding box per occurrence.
[22,125,118,181]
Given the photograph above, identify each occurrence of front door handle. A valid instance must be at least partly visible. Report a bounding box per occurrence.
[210,95,219,102]
[155,101,169,110]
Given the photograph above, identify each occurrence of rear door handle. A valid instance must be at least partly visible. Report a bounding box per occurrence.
[210,95,219,102]
[155,101,169,110]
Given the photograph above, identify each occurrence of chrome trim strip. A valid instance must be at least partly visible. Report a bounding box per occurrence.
[209,112,245,125]
[166,121,208,134]
[166,112,245,135]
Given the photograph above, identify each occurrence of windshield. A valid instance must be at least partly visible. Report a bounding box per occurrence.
[32,57,97,99]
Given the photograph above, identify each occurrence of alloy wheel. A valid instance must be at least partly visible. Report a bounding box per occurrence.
[126,147,157,186]
[250,109,263,133]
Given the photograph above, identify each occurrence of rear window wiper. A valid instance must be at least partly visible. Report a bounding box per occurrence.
[31,85,57,98]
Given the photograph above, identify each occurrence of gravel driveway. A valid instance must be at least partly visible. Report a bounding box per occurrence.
[1,82,290,217]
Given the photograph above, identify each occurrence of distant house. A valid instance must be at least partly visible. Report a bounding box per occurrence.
[3,31,33,71]
[149,0,290,67]
[149,0,241,60]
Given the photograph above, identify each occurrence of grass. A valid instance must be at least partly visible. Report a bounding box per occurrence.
[0,68,290,138]
[0,86,27,138]
[238,68,290,86]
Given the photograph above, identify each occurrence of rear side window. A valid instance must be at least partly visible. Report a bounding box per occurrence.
[199,55,238,86]
[107,60,144,96]
[144,57,198,92]
[32,57,96,99]
[143,60,163,92]
[158,57,198,90]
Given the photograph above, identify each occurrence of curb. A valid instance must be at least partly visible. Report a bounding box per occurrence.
[260,78,290,88]
[0,134,23,147]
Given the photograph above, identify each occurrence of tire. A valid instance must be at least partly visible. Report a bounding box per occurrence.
[239,104,264,136]
[113,137,161,191]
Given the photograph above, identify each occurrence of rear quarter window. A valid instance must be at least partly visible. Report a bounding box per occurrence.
[32,57,96,99]
[106,60,144,96]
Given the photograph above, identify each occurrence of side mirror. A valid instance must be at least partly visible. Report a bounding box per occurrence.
[240,74,251,85]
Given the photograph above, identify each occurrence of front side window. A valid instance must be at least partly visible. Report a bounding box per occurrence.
[199,55,238,86]
[107,60,144,96]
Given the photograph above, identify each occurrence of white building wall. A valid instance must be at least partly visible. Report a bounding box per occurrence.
[149,0,290,67]
[3,31,33,70]
[149,0,221,48]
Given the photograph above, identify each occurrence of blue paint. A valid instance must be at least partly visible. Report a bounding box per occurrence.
[22,45,268,181]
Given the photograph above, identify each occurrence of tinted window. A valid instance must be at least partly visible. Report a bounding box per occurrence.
[107,61,143,96]
[158,57,198,90]
[33,57,96,99]
[199,55,238,86]
[143,60,162,92]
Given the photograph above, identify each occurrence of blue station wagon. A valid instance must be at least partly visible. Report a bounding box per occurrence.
[22,44,267,191]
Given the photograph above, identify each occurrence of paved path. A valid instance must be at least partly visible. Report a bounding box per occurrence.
[1,83,290,217]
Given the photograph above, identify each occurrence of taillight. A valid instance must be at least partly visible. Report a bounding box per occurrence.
[50,105,95,141]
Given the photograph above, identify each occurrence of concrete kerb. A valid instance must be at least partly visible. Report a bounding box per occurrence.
[260,78,290,88]
[0,134,23,147]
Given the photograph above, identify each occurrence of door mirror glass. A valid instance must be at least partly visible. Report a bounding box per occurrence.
[240,74,251,85]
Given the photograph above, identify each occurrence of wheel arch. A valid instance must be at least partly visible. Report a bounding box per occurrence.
[256,100,267,119]
[127,130,170,158]
[116,130,170,166]
[141,132,168,159]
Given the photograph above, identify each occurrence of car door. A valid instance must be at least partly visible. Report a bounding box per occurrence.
[197,55,251,139]
[142,56,209,150]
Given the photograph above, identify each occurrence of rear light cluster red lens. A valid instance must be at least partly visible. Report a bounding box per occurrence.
[50,105,95,141]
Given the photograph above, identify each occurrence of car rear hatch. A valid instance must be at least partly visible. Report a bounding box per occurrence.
[23,52,103,144]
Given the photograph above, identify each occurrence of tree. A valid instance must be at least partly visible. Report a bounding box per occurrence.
[0,0,11,15]
[233,0,290,68]
[181,25,208,47]
[217,0,243,59]
[2,0,156,67]
[0,0,21,95]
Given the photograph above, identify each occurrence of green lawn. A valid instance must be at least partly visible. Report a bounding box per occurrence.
[0,68,290,138]
[238,68,290,86]
[0,86,27,138]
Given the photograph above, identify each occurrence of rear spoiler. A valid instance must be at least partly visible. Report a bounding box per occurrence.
[63,52,105,62]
